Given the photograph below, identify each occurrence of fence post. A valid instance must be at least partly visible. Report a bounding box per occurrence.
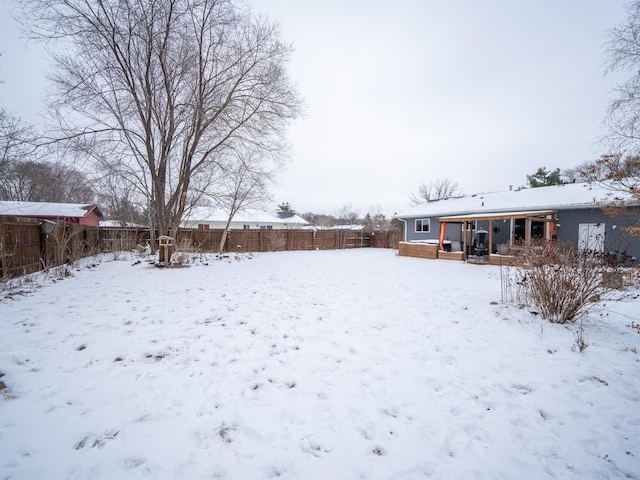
[40,223,48,270]
[0,216,6,278]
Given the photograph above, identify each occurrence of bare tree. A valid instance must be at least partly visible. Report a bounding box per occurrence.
[362,204,390,231]
[0,109,36,173]
[335,203,360,225]
[0,159,94,202]
[409,178,462,205]
[604,1,640,153]
[562,161,598,183]
[96,175,147,226]
[21,0,301,260]
[581,153,640,184]
[580,153,640,238]
[212,149,273,254]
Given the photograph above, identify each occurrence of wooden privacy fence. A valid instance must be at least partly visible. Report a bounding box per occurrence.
[99,227,151,253]
[176,228,402,253]
[98,227,402,253]
[1,217,403,279]
[0,216,101,278]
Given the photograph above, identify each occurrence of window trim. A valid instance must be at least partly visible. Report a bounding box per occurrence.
[415,218,430,233]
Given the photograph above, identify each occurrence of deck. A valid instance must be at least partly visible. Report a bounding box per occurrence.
[398,242,517,265]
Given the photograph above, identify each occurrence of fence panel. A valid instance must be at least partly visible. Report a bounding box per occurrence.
[2,218,403,279]
[43,223,66,267]
[314,230,339,250]
[0,216,43,277]
[174,228,401,253]
[176,228,223,253]
[370,230,403,249]
[262,230,286,252]
[287,230,314,251]
[100,227,150,253]
[1,218,103,278]
[223,229,257,253]
[43,223,101,269]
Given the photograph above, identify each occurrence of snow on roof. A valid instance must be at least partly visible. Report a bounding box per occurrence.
[439,210,557,221]
[99,220,145,228]
[183,206,310,226]
[396,182,637,219]
[326,224,365,231]
[0,201,103,219]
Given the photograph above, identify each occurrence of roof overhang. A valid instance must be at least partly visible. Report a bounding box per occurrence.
[438,210,557,223]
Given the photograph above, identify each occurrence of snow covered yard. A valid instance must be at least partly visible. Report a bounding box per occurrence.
[1,249,639,480]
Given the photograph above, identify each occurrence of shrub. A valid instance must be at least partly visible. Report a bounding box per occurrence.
[505,240,633,324]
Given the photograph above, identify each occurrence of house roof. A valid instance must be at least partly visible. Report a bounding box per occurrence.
[0,201,104,219]
[183,206,310,226]
[438,210,557,222]
[99,220,145,228]
[396,182,637,219]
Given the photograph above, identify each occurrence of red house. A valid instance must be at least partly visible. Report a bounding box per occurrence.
[0,201,105,227]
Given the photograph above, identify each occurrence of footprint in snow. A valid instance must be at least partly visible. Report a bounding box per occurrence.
[74,430,119,450]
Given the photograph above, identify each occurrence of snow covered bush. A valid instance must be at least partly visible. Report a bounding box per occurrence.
[506,240,633,324]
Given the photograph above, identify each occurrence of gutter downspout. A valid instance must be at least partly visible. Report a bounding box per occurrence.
[400,219,408,242]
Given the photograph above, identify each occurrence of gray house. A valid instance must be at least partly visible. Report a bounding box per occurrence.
[395,182,639,262]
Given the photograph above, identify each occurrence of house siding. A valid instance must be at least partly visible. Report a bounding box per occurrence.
[402,217,439,242]
[78,211,102,227]
[401,207,639,260]
[183,220,303,230]
[556,208,639,260]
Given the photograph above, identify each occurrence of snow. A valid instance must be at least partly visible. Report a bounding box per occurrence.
[1,249,639,479]
[396,182,637,218]
[182,206,310,228]
[0,201,100,219]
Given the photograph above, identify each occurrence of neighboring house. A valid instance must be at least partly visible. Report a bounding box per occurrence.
[182,206,311,230]
[326,224,366,231]
[99,220,146,228]
[0,201,104,227]
[303,224,366,231]
[395,182,640,261]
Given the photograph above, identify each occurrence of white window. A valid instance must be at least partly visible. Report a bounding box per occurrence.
[243,224,251,230]
[415,219,430,233]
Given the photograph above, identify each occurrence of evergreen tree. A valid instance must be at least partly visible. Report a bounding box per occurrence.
[526,167,565,188]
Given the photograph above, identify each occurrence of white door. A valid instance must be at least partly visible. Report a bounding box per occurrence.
[578,223,605,253]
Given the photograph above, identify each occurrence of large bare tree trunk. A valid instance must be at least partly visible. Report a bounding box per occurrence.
[22,0,301,254]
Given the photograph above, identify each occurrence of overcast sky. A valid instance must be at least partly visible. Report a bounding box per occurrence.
[0,0,631,216]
